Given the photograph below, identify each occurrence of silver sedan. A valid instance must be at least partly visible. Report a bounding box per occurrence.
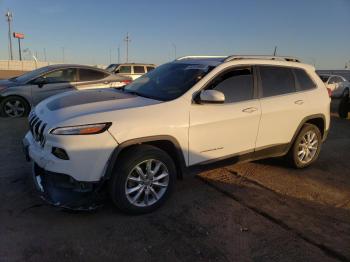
[0,64,132,117]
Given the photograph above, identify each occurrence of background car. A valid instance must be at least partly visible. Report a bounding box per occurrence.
[106,63,156,80]
[319,74,350,99]
[0,64,132,117]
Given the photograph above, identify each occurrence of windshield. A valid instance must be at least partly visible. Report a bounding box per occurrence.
[319,75,330,83]
[106,64,119,72]
[124,63,213,101]
[13,67,51,83]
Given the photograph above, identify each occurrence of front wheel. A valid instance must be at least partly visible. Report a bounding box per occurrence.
[109,145,176,214]
[287,124,322,168]
[0,96,30,118]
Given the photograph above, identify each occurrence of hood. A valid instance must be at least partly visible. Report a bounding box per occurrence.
[0,79,22,88]
[34,88,161,125]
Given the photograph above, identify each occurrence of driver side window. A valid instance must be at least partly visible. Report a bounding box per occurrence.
[41,68,77,84]
[207,67,254,103]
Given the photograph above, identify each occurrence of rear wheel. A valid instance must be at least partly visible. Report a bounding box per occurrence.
[287,124,322,168]
[0,96,30,118]
[338,90,349,119]
[109,145,176,214]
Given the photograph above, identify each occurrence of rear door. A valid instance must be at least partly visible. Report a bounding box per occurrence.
[189,66,261,165]
[132,65,146,80]
[255,66,308,150]
[31,68,77,105]
[75,68,111,90]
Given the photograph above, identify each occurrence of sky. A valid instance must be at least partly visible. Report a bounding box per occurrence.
[0,0,349,69]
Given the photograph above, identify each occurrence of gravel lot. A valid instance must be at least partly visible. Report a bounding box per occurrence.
[0,102,349,262]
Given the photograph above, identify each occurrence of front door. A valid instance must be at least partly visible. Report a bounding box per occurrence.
[189,67,261,165]
[31,68,77,105]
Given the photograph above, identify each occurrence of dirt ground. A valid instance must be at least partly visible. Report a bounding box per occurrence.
[0,101,349,262]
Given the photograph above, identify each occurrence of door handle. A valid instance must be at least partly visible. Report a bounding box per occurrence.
[242,107,258,113]
[294,100,304,105]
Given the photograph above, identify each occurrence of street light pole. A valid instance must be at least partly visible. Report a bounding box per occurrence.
[5,10,13,60]
[17,38,22,61]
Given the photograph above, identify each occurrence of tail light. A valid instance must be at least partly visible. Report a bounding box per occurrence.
[326,88,332,97]
[121,79,132,85]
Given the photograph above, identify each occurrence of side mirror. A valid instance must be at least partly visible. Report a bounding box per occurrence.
[34,77,47,88]
[198,90,225,104]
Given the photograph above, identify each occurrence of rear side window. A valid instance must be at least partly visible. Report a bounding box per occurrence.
[146,66,155,72]
[259,66,295,97]
[79,69,108,81]
[133,66,145,74]
[294,69,316,91]
[118,66,131,74]
[209,67,254,103]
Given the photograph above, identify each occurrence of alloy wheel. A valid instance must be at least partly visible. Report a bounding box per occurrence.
[297,130,318,164]
[4,99,25,117]
[125,159,169,207]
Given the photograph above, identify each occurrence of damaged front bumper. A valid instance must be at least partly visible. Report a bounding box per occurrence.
[31,162,105,211]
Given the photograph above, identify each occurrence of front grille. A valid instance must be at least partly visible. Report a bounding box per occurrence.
[28,112,47,147]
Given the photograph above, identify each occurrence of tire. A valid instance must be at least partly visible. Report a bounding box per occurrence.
[0,96,30,118]
[338,91,349,119]
[109,145,176,214]
[287,123,322,168]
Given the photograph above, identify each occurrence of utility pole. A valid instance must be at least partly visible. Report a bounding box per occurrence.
[117,47,120,63]
[172,43,177,60]
[5,10,13,60]
[124,32,131,63]
[61,47,65,63]
[273,46,277,56]
[109,48,112,64]
[43,48,47,62]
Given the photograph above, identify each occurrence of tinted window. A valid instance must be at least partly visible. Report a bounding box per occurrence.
[42,68,77,83]
[118,66,131,74]
[106,64,119,72]
[328,76,342,84]
[79,69,108,81]
[208,68,254,103]
[319,75,330,83]
[260,66,295,97]
[146,66,155,72]
[134,66,145,74]
[125,63,213,101]
[294,69,316,91]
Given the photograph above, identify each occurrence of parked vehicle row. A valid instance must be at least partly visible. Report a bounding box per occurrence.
[318,73,350,118]
[0,64,132,117]
[22,55,330,214]
[106,63,156,80]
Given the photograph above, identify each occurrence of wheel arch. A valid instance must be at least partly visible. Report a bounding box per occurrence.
[290,114,327,146]
[104,136,187,181]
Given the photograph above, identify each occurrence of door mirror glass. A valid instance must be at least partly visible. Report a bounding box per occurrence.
[199,90,225,104]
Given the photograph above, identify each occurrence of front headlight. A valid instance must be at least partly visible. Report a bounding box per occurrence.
[50,123,111,135]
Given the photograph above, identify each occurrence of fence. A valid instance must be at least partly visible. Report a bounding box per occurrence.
[0,60,106,72]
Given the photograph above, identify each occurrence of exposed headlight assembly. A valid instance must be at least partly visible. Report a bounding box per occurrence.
[50,123,111,135]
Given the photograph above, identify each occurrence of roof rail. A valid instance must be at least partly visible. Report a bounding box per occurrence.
[176,55,227,61]
[224,55,301,63]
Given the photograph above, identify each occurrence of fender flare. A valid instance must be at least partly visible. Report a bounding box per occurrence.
[104,135,187,180]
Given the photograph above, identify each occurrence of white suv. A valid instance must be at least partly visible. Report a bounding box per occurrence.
[106,63,156,80]
[23,55,330,214]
